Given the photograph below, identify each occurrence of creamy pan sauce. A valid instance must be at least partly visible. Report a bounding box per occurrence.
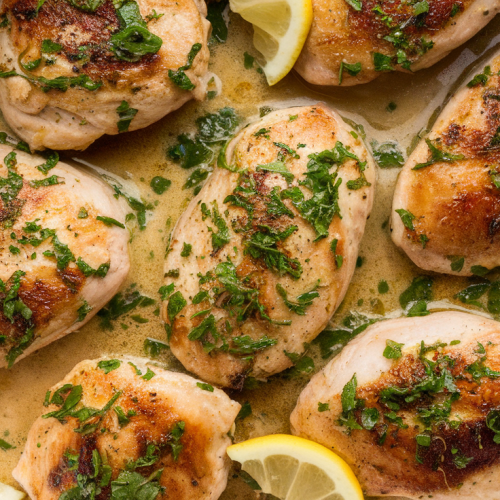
[1,13,500,499]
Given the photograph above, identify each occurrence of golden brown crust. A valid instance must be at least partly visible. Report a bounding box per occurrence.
[0,145,130,367]
[350,346,500,491]
[347,0,469,51]
[394,61,500,272]
[294,0,498,85]
[7,0,161,81]
[291,313,500,497]
[13,358,240,500]
[163,104,375,388]
[0,0,210,149]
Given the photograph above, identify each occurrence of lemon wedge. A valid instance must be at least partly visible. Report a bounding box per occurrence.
[229,0,313,85]
[0,483,26,500]
[227,434,363,500]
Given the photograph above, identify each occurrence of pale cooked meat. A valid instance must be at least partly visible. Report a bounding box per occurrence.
[392,49,500,276]
[0,0,210,150]
[13,357,241,500]
[291,311,500,499]
[0,144,129,368]
[294,0,499,86]
[161,104,375,388]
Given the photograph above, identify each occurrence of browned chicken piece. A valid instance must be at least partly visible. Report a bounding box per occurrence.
[392,49,500,276]
[161,104,375,389]
[13,357,241,500]
[0,0,210,150]
[291,311,500,499]
[294,0,499,86]
[0,144,129,368]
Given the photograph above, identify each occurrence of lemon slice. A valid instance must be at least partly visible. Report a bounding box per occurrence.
[227,434,363,500]
[229,0,312,85]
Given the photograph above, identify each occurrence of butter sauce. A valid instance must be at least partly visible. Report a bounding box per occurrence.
[1,12,500,499]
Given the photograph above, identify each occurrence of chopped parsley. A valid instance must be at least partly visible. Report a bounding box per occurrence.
[230,335,277,354]
[169,43,202,90]
[338,374,363,431]
[29,175,63,188]
[168,134,213,169]
[466,355,500,383]
[37,151,59,175]
[282,142,362,240]
[98,285,154,330]
[96,215,125,228]
[150,176,171,195]
[141,367,156,380]
[0,438,15,450]
[413,139,465,170]
[338,61,361,84]
[116,101,138,133]
[344,0,362,11]
[371,141,404,168]
[245,226,302,279]
[207,0,229,43]
[105,180,152,231]
[144,338,168,357]
[395,208,416,231]
[313,312,379,359]
[180,242,192,257]
[383,339,404,359]
[453,454,473,469]
[67,0,105,11]
[77,301,92,322]
[486,409,500,443]
[467,65,492,87]
[41,39,62,53]
[110,0,163,62]
[330,239,343,268]
[97,359,122,374]
[236,401,252,420]
[196,382,214,392]
[145,9,164,21]
[256,161,294,183]
[373,52,393,72]
[399,276,433,316]
[276,282,319,315]
[202,201,230,253]
[167,291,187,322]
[0,70,102,93]
[168,421,185,461]
[78,207,89,219]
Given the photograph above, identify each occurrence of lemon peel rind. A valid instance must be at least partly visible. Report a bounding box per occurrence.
[227,434,364,500]
[229,0,313,86]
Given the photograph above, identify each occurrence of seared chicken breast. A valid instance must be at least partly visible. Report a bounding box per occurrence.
[13,357,240,500]
[0,144,129,368]
[294,0,499,86]
[392,49,500,276]
[291,311,500,499]
[161,104,375,389]
[0,0,210,150]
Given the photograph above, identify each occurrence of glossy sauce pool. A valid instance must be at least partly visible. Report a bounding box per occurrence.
[1,12,500,499]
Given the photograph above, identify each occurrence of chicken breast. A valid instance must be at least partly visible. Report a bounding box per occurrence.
[291,311,500,499]
[0,144,129,368]
[392,49,500,276]
[0,0,210,150]
[294,0,499,86]
[161,104,375,389]
[13,357,240,500]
